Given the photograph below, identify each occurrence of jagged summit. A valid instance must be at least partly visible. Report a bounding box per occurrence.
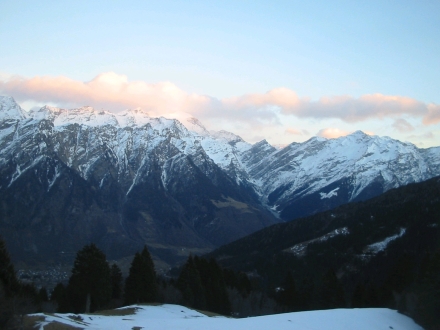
[183,117,210,135]
[1,95,440,266]
[0,96,27,121]
[1,96,440,219]
[350,130,368,136]
[209,130,244,143]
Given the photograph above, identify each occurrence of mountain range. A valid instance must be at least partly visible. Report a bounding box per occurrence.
[1,95,440,268]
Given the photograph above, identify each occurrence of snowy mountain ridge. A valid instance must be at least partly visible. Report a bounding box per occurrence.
[1,95,440,221]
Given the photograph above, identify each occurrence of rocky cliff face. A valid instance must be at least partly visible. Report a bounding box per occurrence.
[1,95,439,267]
[0,97,276,267]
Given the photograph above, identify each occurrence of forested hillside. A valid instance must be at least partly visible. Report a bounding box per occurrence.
[209,176,440,329]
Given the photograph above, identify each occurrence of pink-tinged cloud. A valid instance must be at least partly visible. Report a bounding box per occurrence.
[392,118,415,133]
[223,88,301,110]
[423,104,440,125]
[0,72,211,116]
[1,72,439,126]
[317,128,352,139]
[281,93,427,122]
[223,90,436,124]
[285,127,309,135]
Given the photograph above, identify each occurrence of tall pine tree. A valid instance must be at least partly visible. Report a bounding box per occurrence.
[176,256,230,314]
[0,237,19,296]
[67,244,112,313]
[195,257,230,314]
[278,271,299,311]
[0,237,20,327]
[176,256,206,310]
[124,246,158,305]
[318,268,345,309]
[110,263,123,300]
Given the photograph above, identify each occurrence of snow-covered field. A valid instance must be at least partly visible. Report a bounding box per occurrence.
[32,304,423,330]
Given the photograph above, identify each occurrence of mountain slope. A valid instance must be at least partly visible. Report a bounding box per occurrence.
[1,95,440,267]
[0,97,277,267]
[208,175,440,305]
[246,131,439,219]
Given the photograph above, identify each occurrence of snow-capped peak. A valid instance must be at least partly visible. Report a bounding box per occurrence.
[1,95,440,222]
[181,116,211,136]
[0,96,27,121]
[115,108,154,127]
[209,130,244,143]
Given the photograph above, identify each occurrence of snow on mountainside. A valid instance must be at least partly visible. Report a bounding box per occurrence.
[1,95,440,222]
[1,95,440,267]
[0,97,257,195]
[0,96,279,266]
[248,130,440,219]
[0,96,28,121]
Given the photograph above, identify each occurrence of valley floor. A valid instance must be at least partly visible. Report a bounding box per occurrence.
[30,304,423,330]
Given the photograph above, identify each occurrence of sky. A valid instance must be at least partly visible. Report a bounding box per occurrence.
[1,0,440,147]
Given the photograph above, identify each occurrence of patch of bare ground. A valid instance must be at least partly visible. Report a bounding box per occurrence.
[22,315,83,330]
[21,315,45,330]
[42,321,83,330]
[90,307,138,316]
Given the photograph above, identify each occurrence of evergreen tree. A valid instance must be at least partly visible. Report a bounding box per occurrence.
[176,256,230,314]
[37,287,49,302]
[237,272,252,297]
[124,246,158,305]
[0,237,41,327]
[351,283,366,308]
[278,271,299,311]
[67,244,112,313]
[297,276,316,311]
[51,283,70,313]
[363,284,381,307]
[0,237,19,296]
[195,257,230,314]
[412,252,440,329]
[176,256,206,310]
[0,237,19,327]
[318,268,345,309]
[110,263,123,300]
[384,254,415,295]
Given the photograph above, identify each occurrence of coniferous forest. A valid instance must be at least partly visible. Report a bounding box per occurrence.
[1,177,440,329]
[2,236,440,329]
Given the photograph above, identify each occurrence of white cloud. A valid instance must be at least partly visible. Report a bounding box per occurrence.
[316,128,352,139]
[1,72,439,134]
[285,127,309,136]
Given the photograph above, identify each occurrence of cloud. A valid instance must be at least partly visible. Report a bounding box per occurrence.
[408,131,435,140]
[0,72,281,129]
[392,118,415,133]
[0,72,211,116]
[1,72,439,127]
[424,104,440,125]
[285,127,309,135]
[317,128,352,139]
[222,90,434,123]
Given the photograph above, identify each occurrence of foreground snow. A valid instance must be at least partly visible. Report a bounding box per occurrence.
[33,304,423,330]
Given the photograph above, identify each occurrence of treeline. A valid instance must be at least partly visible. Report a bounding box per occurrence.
[3,236,439,329]
[206,175,440,329]
[0,237,281,328]
[1,238,52,329]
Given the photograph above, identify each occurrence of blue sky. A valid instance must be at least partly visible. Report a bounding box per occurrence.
[1,0,440,147]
